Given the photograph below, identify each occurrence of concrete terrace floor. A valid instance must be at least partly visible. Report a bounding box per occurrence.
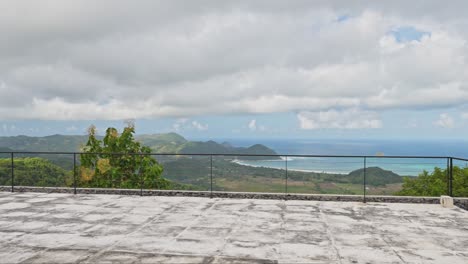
[0,192,467,264]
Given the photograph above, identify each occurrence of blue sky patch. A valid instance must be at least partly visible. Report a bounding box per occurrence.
[336,15,350,23]
[390,26,430,42]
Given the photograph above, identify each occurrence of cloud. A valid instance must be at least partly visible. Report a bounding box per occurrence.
[0,2,468,120]
[406,121,418,128]
[65,125,78,132]
[172,118,207,131]
[247,119,267,132]
[191,120,208,131]
[1,124,16,134]
[172,118,188,131]
[248,119,257,131]
[297,109,382,129]
[434,113,454,128]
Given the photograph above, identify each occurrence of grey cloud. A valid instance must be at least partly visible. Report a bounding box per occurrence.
[0,1,468,120]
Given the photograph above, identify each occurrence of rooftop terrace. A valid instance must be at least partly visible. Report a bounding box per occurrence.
[1,192,467,263]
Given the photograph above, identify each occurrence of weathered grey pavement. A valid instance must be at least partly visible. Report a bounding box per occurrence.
[0,192,467,264]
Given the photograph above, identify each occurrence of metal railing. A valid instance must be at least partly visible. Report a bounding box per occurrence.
[1,151,467,200]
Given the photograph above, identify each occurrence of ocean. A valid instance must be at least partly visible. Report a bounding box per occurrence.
[219,138,468,176]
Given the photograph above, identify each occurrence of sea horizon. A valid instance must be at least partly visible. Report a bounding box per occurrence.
[202,137,468,176]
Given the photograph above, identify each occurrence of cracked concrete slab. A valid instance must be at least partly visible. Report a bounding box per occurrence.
[0,191,467,263]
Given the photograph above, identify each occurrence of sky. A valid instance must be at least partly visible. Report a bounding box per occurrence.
[1,1,468,140]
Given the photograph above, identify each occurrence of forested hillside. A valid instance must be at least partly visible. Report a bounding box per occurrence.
[0,133,278,157]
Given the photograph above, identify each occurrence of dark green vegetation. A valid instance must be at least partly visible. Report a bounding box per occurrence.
[330,167,402,186]
[0,157,71,187]
[397,166,468,197]
[79,125,173,189]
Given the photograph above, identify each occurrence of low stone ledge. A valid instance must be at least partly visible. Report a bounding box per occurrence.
[365,195,440,204]
[454,198,468,210]
[0,185,452,206]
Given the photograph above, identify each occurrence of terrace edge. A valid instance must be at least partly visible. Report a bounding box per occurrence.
[3,186,467,210]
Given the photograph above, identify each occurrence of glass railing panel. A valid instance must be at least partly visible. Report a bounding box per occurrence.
[10,153,74,188]
[157,154,210,191]
[285,156,364,195]
[366,157,448,196]
[452,158,468,197]
[0,152,12,187]
[213,155,286,193]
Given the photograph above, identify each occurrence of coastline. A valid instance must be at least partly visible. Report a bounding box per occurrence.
[231,159,346,175]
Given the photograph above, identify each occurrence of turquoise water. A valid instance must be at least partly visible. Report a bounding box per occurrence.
[208,138,468,176]
[234,157,452,176]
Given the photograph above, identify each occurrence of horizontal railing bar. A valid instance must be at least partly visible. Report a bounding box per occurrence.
[452,157,468,162]
[0,151,459,159]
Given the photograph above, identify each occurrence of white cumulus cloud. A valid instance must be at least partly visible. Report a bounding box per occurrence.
[0,1,468,120]
[434,113,454,128]
[191,120,208,131]
[248,119,257,131]
[297,109,382,129]
[172,118,207,131]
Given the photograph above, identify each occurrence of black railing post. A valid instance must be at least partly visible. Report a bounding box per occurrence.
[285,156,288,198]
[11,152,14,193]
[73,153,77,195]
[363,157,367,203]
[449,157,453,197]
[446,157,450,196]
[210,155,213,199]
[140,154,144,196]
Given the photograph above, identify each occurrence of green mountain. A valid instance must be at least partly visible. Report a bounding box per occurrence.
[0,147,13,152]
[0,133,278,157]
[347,166,402,186]
[154,140,278,158]
[137,132,187,146]
[0,135,89,152]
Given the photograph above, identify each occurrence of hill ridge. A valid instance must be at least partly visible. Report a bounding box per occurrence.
[0,133,278,157]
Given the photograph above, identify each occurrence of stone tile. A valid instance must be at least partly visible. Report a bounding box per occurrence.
[24,249,92,264]
[178,227,232,240]
[278,243,335,263]
[135,224,186,237]
[283,230,329,245]
[82,223,139,236]
[395,249,468,264]
[196,215,239,228]
[337,246,402,264]
[221,241,279,260]
[230,228,282,244]
[112,236,170,253]
[236,217,282,230]
[284,212,322,222]
[140,254,212,264]
[0,246,39,264]
[0,202,31,210]
[332,233,387,248]
[284,220,326,232]
[0,192,467,263]
[163,238,225,255]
